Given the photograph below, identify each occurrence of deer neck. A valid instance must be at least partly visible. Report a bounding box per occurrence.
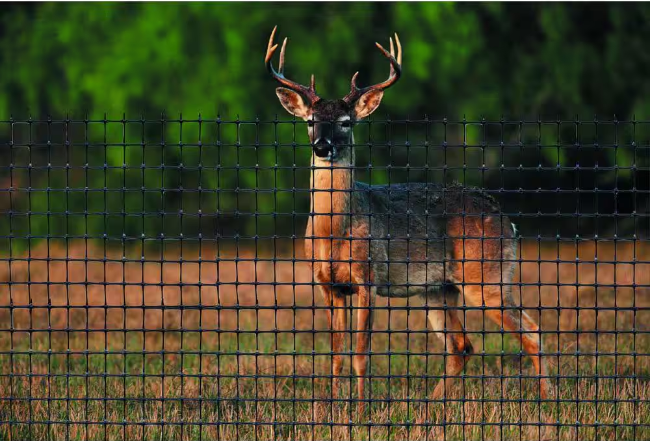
[309,148,355,249]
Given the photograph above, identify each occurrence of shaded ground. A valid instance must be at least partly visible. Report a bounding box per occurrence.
[0,239,649,441]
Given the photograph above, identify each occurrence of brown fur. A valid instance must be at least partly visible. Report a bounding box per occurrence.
[305,167,371,291]
[305,166,373,410]
[306,172,552,410]
[445,211,549,399]
[276,82,552,412]
[431,306,473,399]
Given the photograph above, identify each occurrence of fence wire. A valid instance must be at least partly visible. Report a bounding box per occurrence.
[0,117,649,441]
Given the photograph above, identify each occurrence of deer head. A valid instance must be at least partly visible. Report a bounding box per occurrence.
[266,26,402,163]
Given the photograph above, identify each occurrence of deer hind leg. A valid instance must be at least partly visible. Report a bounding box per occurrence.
[484,293,550,399]
[452,217,551,399]
[461,280,550,399]
[426,291,474,400]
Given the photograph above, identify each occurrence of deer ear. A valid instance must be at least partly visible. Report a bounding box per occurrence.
[276,88,311,119]
[353,89,384,119]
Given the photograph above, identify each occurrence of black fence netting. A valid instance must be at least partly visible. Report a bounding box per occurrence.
[0,116,649,441]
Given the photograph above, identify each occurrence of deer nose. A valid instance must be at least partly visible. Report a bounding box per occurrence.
[312,137,333,158]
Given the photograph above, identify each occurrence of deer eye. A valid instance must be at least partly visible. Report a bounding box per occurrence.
[307,120,315,127]
[340,121,352,128]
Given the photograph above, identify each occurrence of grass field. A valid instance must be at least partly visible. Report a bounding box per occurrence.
[0,239,649,441]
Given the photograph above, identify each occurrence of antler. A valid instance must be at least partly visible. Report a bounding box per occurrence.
[265,26,321,105]
[343,33,402,105]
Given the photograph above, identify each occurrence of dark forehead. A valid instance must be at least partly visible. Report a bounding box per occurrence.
[312,99,350,120]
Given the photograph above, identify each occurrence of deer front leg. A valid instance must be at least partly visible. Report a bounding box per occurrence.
[353,283,375,415]
[323,287,347,399]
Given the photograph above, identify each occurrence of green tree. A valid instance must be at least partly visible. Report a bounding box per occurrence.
[0,3,648,245]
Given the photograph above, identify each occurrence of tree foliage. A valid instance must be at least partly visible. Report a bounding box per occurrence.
[1,3,648,119]
[0,3,648,244]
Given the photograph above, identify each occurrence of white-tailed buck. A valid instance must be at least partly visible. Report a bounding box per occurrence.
[266,26,551,412]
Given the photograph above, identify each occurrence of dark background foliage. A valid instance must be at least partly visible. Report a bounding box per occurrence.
[0,2,649,247]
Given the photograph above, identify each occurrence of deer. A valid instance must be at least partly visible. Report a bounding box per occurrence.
[265,26,551,413]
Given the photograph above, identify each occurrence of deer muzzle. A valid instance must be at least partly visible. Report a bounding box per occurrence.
[312,137,334,159]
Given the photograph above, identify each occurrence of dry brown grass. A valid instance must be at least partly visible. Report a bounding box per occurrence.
[0,239,649,440]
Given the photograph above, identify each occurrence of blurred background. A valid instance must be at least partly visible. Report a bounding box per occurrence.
[0,2,649,248]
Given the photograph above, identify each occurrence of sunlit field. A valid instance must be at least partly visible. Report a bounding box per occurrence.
[0,240,648,441]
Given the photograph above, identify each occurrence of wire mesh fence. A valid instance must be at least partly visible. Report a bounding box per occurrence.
[0,116,649,441]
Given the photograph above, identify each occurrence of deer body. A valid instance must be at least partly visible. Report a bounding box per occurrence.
[308,170,474,299]
[265,27,551,414]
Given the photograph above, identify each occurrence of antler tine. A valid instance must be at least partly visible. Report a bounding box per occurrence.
[395,33,402,66]
[389,37,396,77]
[265,26,279,65]
[350,71,360,90]
[279,37,287,74]
[343,33,403,105]
[265,27,320,104]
